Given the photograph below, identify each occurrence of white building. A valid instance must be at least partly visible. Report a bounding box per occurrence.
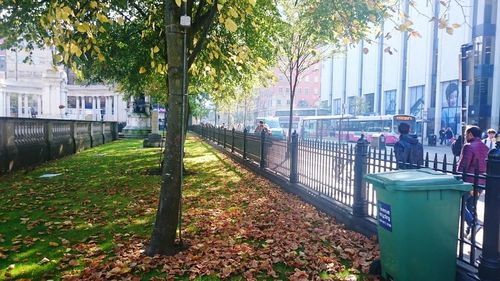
[0,46,128,122]
[320,0,499,138]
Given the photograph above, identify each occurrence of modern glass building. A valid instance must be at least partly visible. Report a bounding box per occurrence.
[320,0,499,140]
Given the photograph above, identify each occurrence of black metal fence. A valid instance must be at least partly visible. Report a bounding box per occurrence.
[191,125,499,280]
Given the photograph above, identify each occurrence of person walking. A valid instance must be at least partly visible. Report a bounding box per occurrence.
[439,128,446,145]
[483,128,497,150]
[457,125,489,238]
[394,122,423,169]
[254,120,270,135]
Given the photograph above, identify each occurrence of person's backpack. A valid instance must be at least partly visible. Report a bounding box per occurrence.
[395,138,423,169]
[408,141,424,167]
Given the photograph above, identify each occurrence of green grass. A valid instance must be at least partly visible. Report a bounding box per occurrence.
[0,135,377,280]
[0,140,161,280]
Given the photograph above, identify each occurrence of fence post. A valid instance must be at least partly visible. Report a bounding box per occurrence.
[478,137,500,280]
[290,130,298,184]
[353,134,369,217]
[231,128,235,153]
[223,128,227,148]
[217,127,221,145]
[243,128,247,159]
[260,130,267,169]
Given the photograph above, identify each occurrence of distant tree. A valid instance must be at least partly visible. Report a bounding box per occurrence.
[275,0,386,145]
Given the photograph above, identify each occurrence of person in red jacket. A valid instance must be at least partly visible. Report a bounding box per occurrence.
[457,125,489,238]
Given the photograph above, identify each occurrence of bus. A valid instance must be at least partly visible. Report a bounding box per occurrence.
[275,108,330,130]
[300,114,417,145]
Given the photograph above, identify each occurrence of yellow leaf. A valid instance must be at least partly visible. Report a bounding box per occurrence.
[49,242,59,247]
[452,23,461,28]
[90,1,98,9]
[117,16,124,25]
[54,54,63,63]
[97,13,109,23]
[98,53,105,62]
[70,44,82,57]
[175,0,181,7]
[446,27,454,35]
[76,24,87,33]
[217,4,223,11]
[224,18,237,32]
[249,0,256,6]
[229,8,238,18]
[99,26,106,33]
[139,67,146,74]
[153,46,160,53]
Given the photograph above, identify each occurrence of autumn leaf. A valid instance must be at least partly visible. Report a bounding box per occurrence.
[224,18,238,32]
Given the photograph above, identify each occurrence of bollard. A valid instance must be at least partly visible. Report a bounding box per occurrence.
[478,135,500,280]
[260,130,267,169]
[353,134,369,217]
[290,130,298,184]
[243,128,247,159]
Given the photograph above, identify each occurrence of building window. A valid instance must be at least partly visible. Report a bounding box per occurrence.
[348,96,356,114]
[304,88,309,95]
[365,93,374,114]
[68,96,77,108]
[409,85,425,118]
[384,90,396,115]
[313,88,318,95]
[85,97,93,109]
[286,99,290,105]
[305,76,310,82]
[333,98,341,115]
[277,99,281,105]
[314,76,319,83]
[298,100,308,108]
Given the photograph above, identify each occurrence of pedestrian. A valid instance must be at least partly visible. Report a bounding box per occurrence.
[394,122,423,169]
[457,125,489,238]
[254,120,270,135]
[483,128,497,150]
[445,127,453,146]
[451,135,463,157]
[439,128,446,145]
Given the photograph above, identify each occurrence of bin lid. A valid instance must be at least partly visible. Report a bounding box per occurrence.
[364,168,472,192]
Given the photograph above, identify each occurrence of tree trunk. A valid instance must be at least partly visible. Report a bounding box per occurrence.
[146,2,185,256]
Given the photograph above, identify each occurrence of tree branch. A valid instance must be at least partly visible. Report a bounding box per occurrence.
[187,0,218,67]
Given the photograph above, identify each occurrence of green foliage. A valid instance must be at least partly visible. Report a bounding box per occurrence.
[0,0,281,106]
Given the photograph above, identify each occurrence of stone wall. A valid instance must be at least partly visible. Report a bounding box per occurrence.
[0,118,118,174]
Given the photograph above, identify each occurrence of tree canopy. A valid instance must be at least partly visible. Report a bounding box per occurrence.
[0,0,280,104]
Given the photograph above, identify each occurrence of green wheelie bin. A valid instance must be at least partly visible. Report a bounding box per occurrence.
[365,168,472,281]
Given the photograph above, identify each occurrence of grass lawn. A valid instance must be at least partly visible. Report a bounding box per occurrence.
[0,134,378,280]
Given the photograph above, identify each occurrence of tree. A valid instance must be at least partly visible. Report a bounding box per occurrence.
[275,0,387,145]
[0,0,281,255]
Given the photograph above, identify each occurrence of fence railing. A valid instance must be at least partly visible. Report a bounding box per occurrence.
[191,124,500,280]
[0,117,118,174]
